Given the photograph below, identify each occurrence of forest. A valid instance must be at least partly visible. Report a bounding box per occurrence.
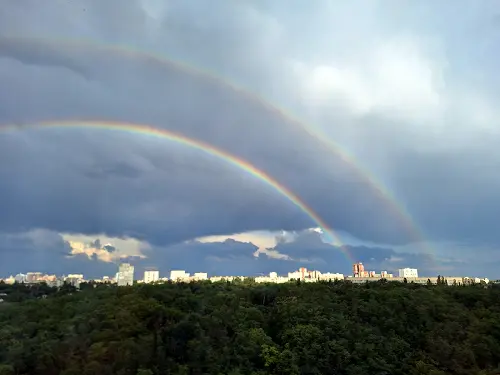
[1,279,500,375]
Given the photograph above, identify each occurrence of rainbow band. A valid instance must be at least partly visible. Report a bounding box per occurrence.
[0,35,428,252]
[0,120,354,262]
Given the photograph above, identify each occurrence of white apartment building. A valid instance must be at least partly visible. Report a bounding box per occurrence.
[170,270,189,281]
[193,272,208,281]
[398,268,418,278]
[319,272,344,281]
[14,273,26,283]
[143,270,160,283]
[26,272,43,283]
[65,274,84,288]
[67,274,84,280]
[255,275,289,284]
[117,263,135,286]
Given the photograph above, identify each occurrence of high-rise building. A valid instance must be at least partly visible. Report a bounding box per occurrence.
[398,268,418,278]
[117,263,134,286]
[352,263,365,277]
[143,269,159,283]
[299,267,308,280]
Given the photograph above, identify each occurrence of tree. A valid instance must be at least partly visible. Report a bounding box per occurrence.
[2,278,500,374]
[0,365,14,375]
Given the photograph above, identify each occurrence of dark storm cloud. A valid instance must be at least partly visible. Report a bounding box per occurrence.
[88,238,116,253]
[127,238,289,279]
[389,147,500,245]
[123,230,445,279]
[0,230,115,278]
[271,230,437,276]
[103,244,116,253]
[0,126,323,244]
[1,0,500,276]
[138,239,260,276]
[83,161,144,180]
[0,228,484,280]
[0,35,410,245]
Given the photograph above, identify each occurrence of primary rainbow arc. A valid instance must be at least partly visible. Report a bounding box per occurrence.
[0,119,354,262]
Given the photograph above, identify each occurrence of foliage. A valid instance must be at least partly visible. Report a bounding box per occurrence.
[1,281,500,374]
[0,281,62,302]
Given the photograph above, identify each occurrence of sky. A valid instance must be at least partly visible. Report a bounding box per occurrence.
[1,0,500,279]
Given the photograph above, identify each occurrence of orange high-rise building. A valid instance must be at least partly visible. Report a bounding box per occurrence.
[299,267,307,280]
[352,262,365,277]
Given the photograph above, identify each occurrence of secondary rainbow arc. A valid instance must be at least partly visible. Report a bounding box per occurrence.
[0,35,429,254]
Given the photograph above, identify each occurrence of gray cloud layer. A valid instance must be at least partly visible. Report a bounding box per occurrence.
[1,0,499,277]
[0,229,482,280]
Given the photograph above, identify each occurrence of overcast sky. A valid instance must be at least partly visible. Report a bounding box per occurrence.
[1,0,500,279]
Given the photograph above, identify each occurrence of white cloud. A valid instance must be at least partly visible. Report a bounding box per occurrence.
[291,35,446,126]
[62,233,147,261]
[195,230,302,259]
[140,0,168,20]
[68,240,116,262]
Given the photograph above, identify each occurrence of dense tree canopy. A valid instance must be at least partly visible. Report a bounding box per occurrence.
[1,280,500,375]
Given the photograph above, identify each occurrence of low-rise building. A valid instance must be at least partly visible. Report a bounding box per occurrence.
[318,272,344,281]
[193,272,208,281]
[398,268,419,278]
[170,270,189,281]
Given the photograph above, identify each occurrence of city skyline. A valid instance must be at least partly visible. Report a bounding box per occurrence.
[1,262,491,286]
[2,230,491,280]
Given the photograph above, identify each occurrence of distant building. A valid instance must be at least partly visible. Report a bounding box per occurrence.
[117,263,135,286]
[193,272,208,281]
[65,274,83,288]
[352,263,365,277]
[286,268,343,282]
[299,267,308,279]
[143,269,160,284]
[170,270,189,281]
[269,272,278,279]
[26,272,43,283]
[398,268,418,278]
[288,267,312,280]
[14,273,26,283]
[319,272,344,281]
[67,274,83,279]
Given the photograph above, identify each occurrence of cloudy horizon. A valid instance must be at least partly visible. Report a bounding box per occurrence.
[1,0,500,279]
